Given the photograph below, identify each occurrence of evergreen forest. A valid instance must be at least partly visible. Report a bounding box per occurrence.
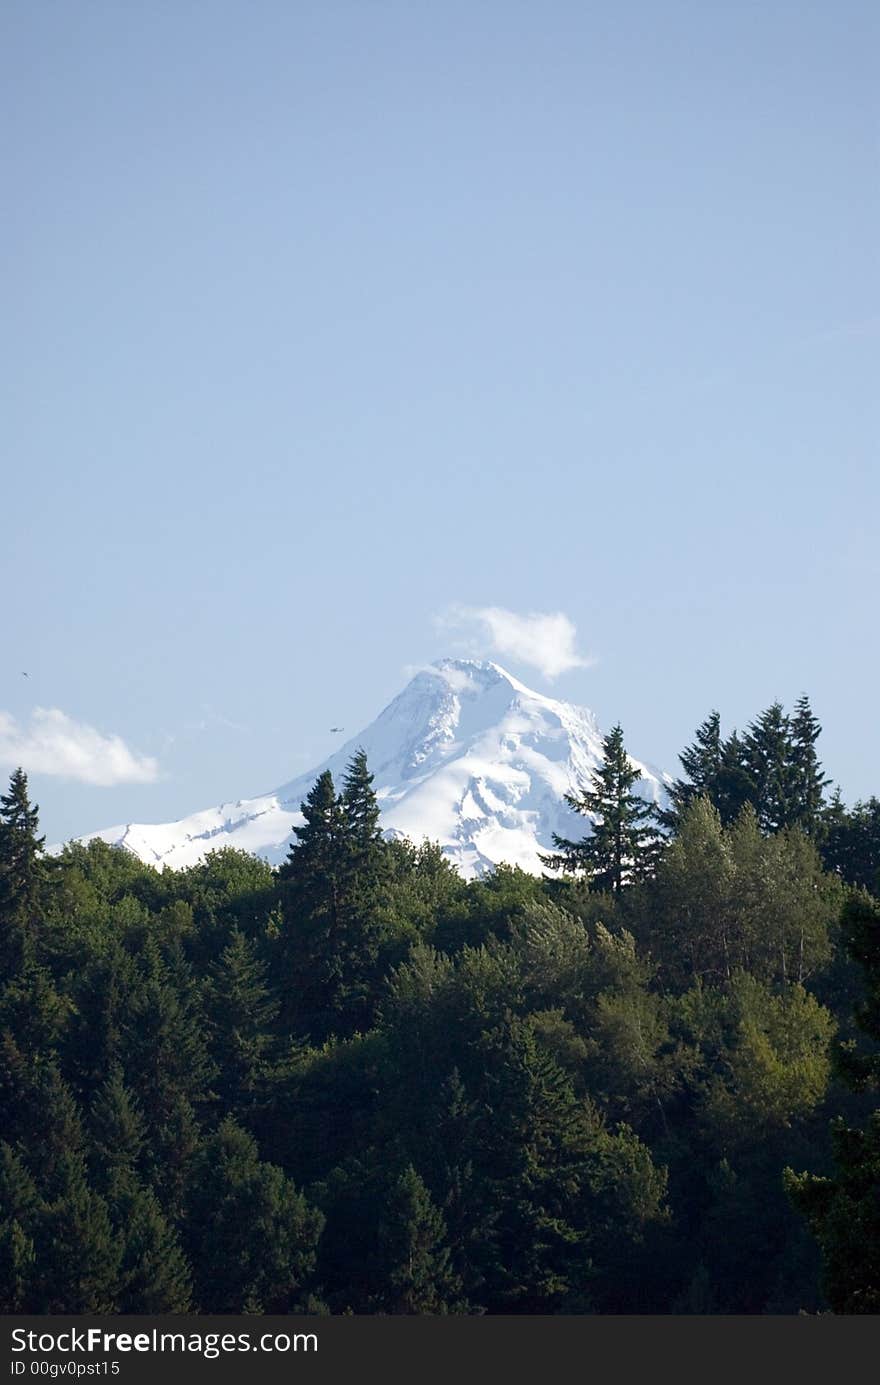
[1,702,879,1315]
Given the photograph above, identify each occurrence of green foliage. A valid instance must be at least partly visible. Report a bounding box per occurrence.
[278,760,391,1039]
[541,725,661,892]
[0,769,44,973]
[117,940,216,1132]
[0,745,874,1315]
[666,697,832,839]
[183,1118,323,1312]
[786,1114,880,1313]
[113,1182,193,1312]
[204,927,279,1117]
[695,974,834,1149]
[375,1164,463,1313]
[821,795,880,894]
[635,799,841,988]
[786,891,880,1311]
[33,1152,123,1313]
[0,1143,39,1312]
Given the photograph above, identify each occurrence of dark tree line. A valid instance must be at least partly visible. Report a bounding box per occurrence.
[0,697,878,1313]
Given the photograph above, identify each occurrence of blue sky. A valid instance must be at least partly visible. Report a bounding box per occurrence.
[2,1,877,845]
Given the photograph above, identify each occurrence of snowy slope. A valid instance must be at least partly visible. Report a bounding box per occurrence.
[75,659,669,878]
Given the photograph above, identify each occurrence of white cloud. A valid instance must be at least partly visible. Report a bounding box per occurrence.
[0,707,159,786]
[439,606,593,680]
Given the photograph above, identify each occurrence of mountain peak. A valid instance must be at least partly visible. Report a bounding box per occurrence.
[72,658,667,878]
[433,655,513,680]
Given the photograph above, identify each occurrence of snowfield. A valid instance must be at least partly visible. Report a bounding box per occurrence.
[73,659,670,878]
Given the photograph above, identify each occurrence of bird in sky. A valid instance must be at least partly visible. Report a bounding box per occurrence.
[21,672,28,678]
[330,726,344,734]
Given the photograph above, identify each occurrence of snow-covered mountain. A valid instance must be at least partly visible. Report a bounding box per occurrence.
[76,659,670,878]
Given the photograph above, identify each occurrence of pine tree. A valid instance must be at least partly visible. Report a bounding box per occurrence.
[541,725,660,892]
[64,941,141,1100]
[786,891,880,1310]
[471,1014,665,1312]
[88,1065,147,1191]
[662,711,723,828]
[119,939,216,1132]
[789,696,829,835]
[279,760,387,1040]
[0,769,45,974]
[663,713,757,829]
[820,794,880,894]
[279,770,347,909]
[149,1093,202,1220]
[0,1143,39,1311]
[278,771,347,1039]
[714,729,758,826]
[88,1069,193,1311]
[33,1152,123,1313]
[375,1165,463,1313]
[341,747,384,857]
[338,747,389,1018]
[742,703,798,833]
[426,1067,498,1308]
[0,1054,86,1194]
[114,1183,193,1312]
[183,1117,323,1312]
[0,953,67,1057]
[204,927,279,1117]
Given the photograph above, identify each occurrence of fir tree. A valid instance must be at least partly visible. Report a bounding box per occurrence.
[114,1183,193,1312]
[714,729,758,826]
[1,1054,86,1195]
[742,703,798,833]
[789,695,829,835]
[87,1069,193,1311]
[663,713,756,829]
[119,939,216,1132]
[426,1066,499,1308]
[34,1152,123,1313]
[279,760,386,1040]
[279,770,347,913]
[0,1143,39,1311]
[541,725,660,892]
[786,892,880,1311]
[63,941,140,1099]
[88,1065,147,1192]
[0,954,67,1057]
[0,769,44,974]
[375,1165,463,1313]
[821,794,880,894]
[662,711,723,828]
[183,1117,323,1312]
[149,1093,202,1220]
[204,927,279,1117]
[341,747,384,858]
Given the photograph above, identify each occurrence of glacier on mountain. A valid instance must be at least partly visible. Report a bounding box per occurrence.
[75,659,669,878]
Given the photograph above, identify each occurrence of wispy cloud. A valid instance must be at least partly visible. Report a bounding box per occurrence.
[438,605,593,680]
[0,707,159,786]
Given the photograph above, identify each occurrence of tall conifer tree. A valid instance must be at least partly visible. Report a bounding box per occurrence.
[789,695,829,835]
[280,758,387,1039]
[786,891,880,1310]
[541,725,660,892]
[0,769,44,973]
[742,703,798,832]
[204,928,279,1117]
[375,1165,463,1313]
